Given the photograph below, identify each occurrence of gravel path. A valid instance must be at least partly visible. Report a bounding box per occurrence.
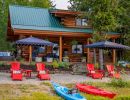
[0,72,130,85]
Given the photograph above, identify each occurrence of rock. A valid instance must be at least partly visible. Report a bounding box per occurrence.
[72,63,87,74]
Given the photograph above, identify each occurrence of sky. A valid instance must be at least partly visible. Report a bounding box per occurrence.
[51,0,70,10]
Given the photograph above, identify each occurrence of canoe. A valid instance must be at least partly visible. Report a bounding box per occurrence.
[76,83,116,99]
[52,82,86,100]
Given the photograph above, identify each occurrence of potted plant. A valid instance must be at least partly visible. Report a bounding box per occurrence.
[71,40,78,45]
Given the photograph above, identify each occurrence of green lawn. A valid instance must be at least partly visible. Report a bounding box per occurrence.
[0,80,130,100]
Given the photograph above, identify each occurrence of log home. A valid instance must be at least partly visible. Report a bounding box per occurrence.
[7,5,121,63]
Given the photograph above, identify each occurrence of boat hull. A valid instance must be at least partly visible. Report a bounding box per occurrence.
[52,82,86,100]
[76,84,116,99]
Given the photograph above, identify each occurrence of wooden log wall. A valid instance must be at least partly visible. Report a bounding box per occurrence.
[21,46,29,61]
[62,37,88,62]
[60,16,92,28]
[61,16,76,27]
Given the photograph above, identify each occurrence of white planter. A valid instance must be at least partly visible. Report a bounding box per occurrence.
[35,57,42,62]
[47,57,53,62]
[63,57,69,62]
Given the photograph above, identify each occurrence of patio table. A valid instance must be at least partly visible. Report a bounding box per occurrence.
[24,70,32,78]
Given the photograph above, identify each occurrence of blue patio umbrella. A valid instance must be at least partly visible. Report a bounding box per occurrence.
[15,37,57,62]
[85,41,130,70]
[85,41,130,50]
[15,37,56,46]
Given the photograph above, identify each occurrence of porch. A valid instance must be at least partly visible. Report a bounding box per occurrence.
[16,36,118,64]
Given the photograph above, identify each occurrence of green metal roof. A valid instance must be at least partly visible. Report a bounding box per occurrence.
[9,5,120,34]
[9,5,63,28]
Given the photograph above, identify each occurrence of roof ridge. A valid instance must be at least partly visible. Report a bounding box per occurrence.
[9,5,49,10]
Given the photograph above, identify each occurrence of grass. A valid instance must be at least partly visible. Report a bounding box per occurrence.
[0,80,130,100]
[65,80,130,100]
[40,81,52,87]
[0,84,62,100]
[8,92,62,100]
[82,93,109,100]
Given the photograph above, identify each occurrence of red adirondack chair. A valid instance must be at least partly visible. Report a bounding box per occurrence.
[86,64,104,79]
[36,62,50,80]
[106,64,120,79]
[10,61,23,80]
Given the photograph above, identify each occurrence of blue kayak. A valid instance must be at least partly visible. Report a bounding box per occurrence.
[52,82,86,100]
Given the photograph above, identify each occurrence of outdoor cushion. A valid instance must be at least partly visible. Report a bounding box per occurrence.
[92,73,103,79]
[91,71,95,73]
[39,70,46,74]
[13,70,21,74]
[40,74,50,80]
[111,71,115,74]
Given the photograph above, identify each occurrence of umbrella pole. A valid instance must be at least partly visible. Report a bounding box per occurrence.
[113,49,116,64]
[93,48,96,64]
[29,45,32,63]
[99,49,103,70]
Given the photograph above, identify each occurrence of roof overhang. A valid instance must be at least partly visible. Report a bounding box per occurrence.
[7,28,121,41]
[13,28,92,37]
[50,9,81,17]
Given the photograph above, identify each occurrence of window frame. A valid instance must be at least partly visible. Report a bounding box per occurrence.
[72,44,83,54]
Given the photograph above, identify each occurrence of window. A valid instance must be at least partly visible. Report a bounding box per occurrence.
[76,19,82,26]
[76,18,88,26]
[82,19,88,26]
[72,45,83,54]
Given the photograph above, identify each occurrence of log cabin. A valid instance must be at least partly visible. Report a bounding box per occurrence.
[7,5,121,63]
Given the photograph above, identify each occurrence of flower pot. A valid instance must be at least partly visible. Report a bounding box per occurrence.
[47,57,53,62]
[35,57,42,62]
[63,57,69,62]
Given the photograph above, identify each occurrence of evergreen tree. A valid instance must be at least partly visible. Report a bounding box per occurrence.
[68,0,129,69]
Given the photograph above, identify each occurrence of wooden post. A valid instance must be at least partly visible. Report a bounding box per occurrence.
[29,35,32,63]
[29,45,32,63]
[113,39,116,64]
[87,39,90,63]
[59,36,62,62]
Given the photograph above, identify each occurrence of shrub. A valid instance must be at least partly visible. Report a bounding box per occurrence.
[0,61,5,66]
[52,60,59,68]
[58,62,70,69]
[58,62,65,68]
[108,78,128,88]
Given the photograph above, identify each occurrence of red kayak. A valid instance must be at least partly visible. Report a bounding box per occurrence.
[76,84,116,99]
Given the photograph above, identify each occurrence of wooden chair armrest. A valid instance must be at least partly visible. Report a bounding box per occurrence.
[96,70,104,73]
